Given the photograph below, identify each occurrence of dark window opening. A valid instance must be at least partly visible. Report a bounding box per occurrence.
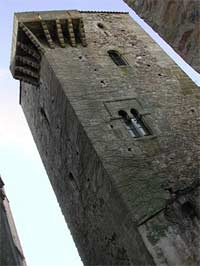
[97,23,105,29]
[40,107,50,126]
[130,108,151,137]
[69,172,74,181]
[181,202,197,219]
[118,109,152,138]
[108,50,128,66]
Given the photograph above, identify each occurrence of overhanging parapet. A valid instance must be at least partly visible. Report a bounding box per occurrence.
[10,10,87,86]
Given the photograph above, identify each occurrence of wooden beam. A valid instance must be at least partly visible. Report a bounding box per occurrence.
[19,23,45,54]
[15,75,39,86]
[67,18,76,47]
[17,42,41,61]
[15,56,40,70]
[79,18,87,47]
[15,66,39,79]
[56,19,66,48]
[39,18,55,49]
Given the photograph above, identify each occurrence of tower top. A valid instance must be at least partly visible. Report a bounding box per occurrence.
[10,10,129,85]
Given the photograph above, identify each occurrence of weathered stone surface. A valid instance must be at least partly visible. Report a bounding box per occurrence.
[0,177,26,266]
[11,10,200,265]
[124,0,200,73]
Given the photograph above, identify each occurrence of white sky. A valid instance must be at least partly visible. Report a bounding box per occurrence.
[0,1,199,266]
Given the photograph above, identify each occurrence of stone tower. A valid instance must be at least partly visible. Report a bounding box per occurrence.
[0,177,26,265]
[123,0,200,73]
[10,10,200,265]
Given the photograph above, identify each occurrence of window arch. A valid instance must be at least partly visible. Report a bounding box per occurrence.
[118,109,152,138]
[118,110,138,137]
[108,50,128,66]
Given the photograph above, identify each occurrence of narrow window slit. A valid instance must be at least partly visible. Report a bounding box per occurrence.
[108,50,128,66]
[118,110,139,138]
[130,109,151,137]
[69,172,74,181]
[40,107,50,126]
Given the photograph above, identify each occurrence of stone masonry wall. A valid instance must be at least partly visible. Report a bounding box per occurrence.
[13,11,200,265]
[20,49,154,266]
[124,0,200,73]
[0,180,26,266]
[0,198,18,265]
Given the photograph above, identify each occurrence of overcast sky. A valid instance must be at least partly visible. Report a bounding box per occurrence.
[0,1,199,266]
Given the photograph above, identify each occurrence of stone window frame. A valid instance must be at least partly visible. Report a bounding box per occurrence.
[104,98,157,141]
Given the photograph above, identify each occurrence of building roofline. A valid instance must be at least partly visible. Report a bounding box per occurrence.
[80,10,129,14]
[13,10,129,16]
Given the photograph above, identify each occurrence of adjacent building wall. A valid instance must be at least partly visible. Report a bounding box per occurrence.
[124,0,200,73]
[0,177,26,266]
